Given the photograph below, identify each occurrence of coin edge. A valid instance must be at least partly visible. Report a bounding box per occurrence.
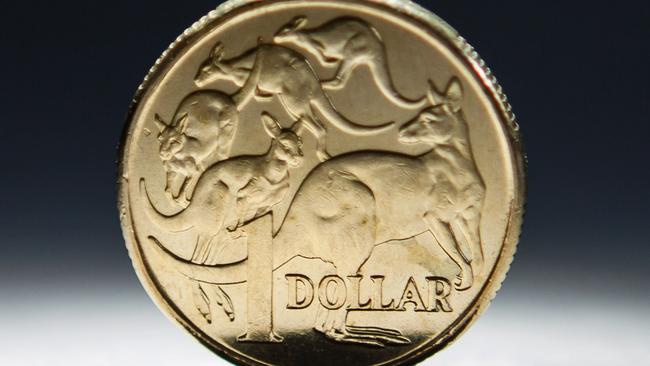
[116,1,526,365]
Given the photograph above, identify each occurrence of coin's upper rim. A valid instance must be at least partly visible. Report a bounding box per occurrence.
[117,1,526,365]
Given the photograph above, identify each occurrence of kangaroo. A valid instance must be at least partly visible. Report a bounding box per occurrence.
[195,42,394,161]
[274,16,428,110]
[144,112,303,324]
[144,112,303,264]
[140,78,485,346]
[154,91,238,204]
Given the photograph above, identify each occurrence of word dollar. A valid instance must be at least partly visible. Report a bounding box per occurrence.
[285,274,454,312]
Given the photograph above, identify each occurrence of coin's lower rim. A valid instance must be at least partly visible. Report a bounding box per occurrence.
[117,0,526,365]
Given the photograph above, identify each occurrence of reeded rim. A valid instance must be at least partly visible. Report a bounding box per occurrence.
[117,1,526,365]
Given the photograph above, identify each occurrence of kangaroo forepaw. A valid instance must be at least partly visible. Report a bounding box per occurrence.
[454,271,473,291]
[227,227,247,240]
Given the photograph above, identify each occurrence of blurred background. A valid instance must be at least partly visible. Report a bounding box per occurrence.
[0,0,648,364]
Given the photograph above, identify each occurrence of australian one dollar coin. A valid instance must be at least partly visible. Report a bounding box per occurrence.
[118,0,525,364]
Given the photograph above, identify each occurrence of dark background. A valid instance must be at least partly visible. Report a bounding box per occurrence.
[1,1,648,364]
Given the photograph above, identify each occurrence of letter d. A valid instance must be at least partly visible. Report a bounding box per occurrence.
[286,274,314,309]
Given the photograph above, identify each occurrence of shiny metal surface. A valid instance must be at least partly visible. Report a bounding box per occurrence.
[118,1,525,364]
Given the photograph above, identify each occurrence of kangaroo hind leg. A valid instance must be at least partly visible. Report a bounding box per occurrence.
[424,212,473,290]
[301,111,331,162]
[460,207,484,273]
[323,57,357,90]
[192,282,213,324]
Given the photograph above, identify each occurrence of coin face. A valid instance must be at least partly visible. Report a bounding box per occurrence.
[118,0,525,364]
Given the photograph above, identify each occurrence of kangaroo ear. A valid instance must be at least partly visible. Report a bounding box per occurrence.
[176,114,189,134]
[445,77,463,112]
[290,16,308,31]
[209,42,224,62]
[154,114,168,132]
[261,112,282,139]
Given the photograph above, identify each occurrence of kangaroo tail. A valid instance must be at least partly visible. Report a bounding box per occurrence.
[312,95,395,135]
[145,235,248,285]
[369,57,428,110]
[139,179,192,233]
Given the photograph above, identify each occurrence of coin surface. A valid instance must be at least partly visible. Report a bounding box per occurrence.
[118,0,525,364]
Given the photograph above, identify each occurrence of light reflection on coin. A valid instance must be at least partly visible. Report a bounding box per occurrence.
[118,0,525,364]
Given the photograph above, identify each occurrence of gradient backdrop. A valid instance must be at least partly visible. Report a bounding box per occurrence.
[1,1,648,365]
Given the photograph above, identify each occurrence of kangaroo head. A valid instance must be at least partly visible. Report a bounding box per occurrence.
[194,42,228,86]
[273,16,308,45]
[261,112,304,168]
[155,114,189,161]
[398,78,465,146]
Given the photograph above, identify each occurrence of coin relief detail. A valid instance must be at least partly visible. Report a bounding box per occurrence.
[119,1,524,365]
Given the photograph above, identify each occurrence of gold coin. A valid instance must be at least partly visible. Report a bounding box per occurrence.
[118,0,525,364]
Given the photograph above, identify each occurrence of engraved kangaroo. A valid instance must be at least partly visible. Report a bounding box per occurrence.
[140,78,485,347]
[274,16,428,110]
[195,42,394,161]
[143,112,303,265]
[154,91,238,204]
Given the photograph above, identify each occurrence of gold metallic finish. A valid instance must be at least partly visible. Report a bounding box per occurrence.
[118,0,525,364]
